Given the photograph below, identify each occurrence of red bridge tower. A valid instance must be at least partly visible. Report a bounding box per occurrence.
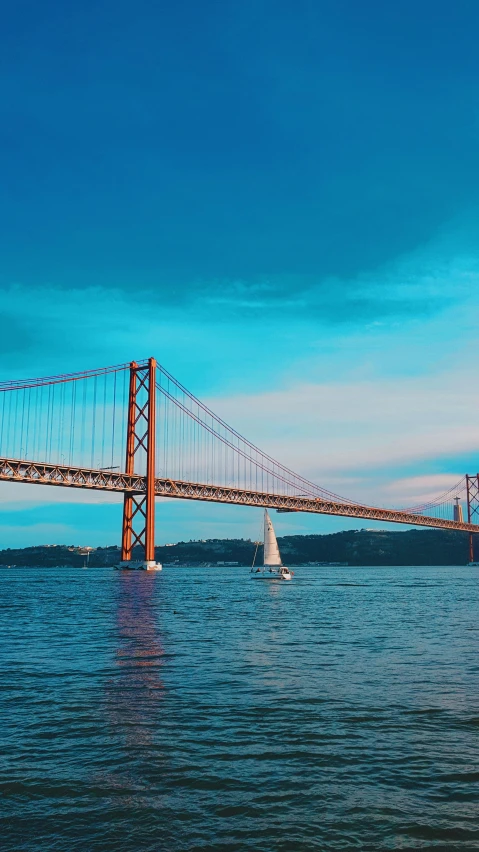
[120,358,161,570]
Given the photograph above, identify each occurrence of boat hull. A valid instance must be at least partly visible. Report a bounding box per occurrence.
[251,568,292,580]
[251,574,280,580]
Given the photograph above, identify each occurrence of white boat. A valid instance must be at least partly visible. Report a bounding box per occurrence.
[251,510,292,580]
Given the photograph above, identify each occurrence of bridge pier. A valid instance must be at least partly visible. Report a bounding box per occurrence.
[117,560,161,571]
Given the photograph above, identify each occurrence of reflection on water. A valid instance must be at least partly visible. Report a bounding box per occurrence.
[99,571,166,804]
[116,572,164,691]
[109,572,165,746]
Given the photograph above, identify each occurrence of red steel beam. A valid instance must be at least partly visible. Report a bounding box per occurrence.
[1,457,478,534]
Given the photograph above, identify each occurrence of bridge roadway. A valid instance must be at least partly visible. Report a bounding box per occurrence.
[1,457,477,534]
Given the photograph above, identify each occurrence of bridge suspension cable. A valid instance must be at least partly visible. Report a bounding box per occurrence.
[0,363,132,471]
[403,476,467,523]
[0,358,477,540]
[155,364,365,504]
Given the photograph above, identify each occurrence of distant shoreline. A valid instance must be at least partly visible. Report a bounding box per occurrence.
[0,528,473,567]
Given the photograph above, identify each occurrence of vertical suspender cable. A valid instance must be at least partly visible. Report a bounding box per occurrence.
[48,384,55,460]
[70,380,76,466]
[101,372,107,469]
[20,388,26,458]
[91,375,97,468]
[0,390,6,455]
[111,371,117,469]
[81,379,87,467]
[25,387,31,459]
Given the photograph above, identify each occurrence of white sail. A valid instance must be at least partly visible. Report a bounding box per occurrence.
[263,510,282,566]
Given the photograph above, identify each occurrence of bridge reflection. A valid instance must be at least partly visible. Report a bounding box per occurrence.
[109,571,165,744]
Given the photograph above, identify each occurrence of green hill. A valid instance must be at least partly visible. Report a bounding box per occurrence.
[0,528,473,566]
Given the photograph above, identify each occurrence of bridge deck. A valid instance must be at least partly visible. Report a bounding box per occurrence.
[1,457,477,534]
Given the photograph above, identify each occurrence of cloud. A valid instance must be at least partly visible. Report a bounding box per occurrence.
[205,364,479,505]
[0,482,122,508]
[381,474,464,506]
[2,211,478,360]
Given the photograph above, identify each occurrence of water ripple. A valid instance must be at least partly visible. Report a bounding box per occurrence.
[1,564,478,850]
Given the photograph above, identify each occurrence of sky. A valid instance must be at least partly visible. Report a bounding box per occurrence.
[2,0,479,547]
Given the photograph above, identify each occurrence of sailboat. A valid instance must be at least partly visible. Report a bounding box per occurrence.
[251,510,292,580]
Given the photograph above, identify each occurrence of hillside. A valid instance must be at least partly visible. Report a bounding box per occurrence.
[0,528,473,567]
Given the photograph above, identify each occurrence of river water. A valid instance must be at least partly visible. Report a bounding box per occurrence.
[1,564,478,851]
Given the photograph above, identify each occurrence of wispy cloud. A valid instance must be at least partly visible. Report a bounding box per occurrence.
[205,364,479,505]
[381,474,464,507]
[0,483,122,508]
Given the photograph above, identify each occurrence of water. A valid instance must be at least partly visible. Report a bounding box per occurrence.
[1,565,479,851]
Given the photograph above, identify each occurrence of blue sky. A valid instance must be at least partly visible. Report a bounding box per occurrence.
[2,1,479,547]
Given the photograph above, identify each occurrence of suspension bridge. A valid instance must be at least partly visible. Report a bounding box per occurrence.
[1,358,478,567]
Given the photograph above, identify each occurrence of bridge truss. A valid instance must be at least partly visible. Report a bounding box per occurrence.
[0,357,478,563]
[0,457,478,534]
